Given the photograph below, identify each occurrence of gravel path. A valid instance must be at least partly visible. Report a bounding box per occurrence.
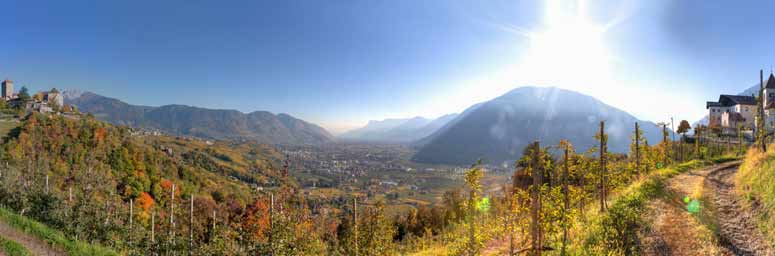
[0,220,63,256]
[641,163,735,255]
[705,163,773,255]
[641,161,774,256]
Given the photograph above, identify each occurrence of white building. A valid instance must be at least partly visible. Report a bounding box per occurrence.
[706,94,756,130]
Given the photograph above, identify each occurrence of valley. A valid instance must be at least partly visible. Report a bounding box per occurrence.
[280,143,512,211]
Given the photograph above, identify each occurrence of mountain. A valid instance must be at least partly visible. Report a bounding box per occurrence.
[412,87,667,165]
[339,114,459,143]
[65,91,333,145]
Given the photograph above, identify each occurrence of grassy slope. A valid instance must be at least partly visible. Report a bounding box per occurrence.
[736,146,775,246]
[0,237,31,256]
[0,207,118,256]
[572,156,739,255]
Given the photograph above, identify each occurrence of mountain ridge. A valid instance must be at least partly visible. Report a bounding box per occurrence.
[413,86,668,165]
[65,91,334,145]
[339,114,459,143]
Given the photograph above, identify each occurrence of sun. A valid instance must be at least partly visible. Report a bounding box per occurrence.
[517,0,613,89]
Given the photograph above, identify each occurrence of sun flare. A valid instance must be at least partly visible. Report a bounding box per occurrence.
[518,0,613,88]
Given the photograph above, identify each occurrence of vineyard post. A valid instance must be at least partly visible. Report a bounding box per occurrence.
[738,124,743,156]
[600,121,607,212]
[270,193,274,256]
[508,189,514,256]
[151,210,155,243]
[45,175,49,194]
[561,143,570,256]
[671,117,676,158]
[530,141,541,256]
[104,196,110,225]
[129,198,134,245]
[695,126,700,159]
[354,197,359,256]
[189,194,193,256]
[212,210,216,237]
[635,122,641,174]
[69,186,72,201]
[662,124,669,164]
[170,184,175,241]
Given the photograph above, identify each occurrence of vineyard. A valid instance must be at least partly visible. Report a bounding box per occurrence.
[0,112,752,255]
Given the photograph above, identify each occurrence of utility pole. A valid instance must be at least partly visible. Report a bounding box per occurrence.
[671,117,675,142]
[761,69,768,152]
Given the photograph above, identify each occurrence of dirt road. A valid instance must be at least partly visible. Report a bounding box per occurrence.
[641,162,773,256]
[705,163,772,255]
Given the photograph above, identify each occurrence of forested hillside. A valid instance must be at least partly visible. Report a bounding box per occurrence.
[0,113,462,255]
[0,113,328,254]
[65,91,334,145]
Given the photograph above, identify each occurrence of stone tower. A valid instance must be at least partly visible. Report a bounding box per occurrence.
[1,79,12,99]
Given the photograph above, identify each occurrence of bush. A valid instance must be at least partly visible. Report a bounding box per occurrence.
[0,207,118,256]
[0,237,31,256]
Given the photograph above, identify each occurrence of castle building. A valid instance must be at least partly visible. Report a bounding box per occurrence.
[707,71,775,132]
[1,79,13,99]
[43,88,63,107]
[706,94,756,129]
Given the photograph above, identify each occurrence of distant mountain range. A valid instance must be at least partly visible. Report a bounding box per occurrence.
[64,91,333,145]
[412,87,667,165]
[339,114,459,143]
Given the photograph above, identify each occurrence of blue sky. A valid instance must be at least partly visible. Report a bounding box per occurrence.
[2,0,775,134]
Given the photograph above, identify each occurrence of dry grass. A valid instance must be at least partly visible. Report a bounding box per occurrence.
[735,145,775,246]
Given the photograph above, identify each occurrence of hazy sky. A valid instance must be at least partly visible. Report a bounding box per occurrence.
[2,0,775,134]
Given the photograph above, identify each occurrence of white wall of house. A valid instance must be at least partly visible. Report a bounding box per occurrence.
[719,104,755,129]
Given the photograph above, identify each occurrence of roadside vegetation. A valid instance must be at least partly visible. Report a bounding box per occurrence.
[573,157,737,255]
[0,207,115,255]
[0,105,749,255]
[0,236,31,256]
[736,143,775,246]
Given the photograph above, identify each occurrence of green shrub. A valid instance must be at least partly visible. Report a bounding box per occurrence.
[578,159,716,255]
[0,207,118,256]
[0,237,31,256]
